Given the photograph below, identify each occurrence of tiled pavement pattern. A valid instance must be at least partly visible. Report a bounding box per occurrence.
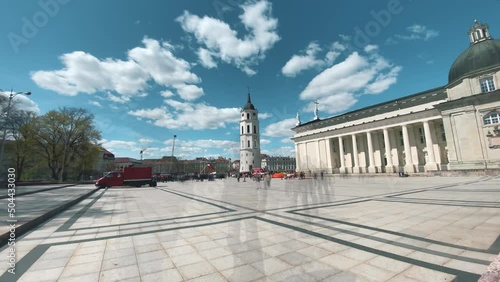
[1,176,499,282]
[0,186,98,236]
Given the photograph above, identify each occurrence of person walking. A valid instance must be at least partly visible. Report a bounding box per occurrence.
[264,173,271,189]
[256,174,262,189]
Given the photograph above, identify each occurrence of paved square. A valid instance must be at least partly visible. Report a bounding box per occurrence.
[1,175,499,281]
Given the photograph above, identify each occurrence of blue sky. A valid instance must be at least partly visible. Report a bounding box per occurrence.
[2,0,500,160]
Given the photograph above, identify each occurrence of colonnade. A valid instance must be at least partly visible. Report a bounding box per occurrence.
[296,119,446,174]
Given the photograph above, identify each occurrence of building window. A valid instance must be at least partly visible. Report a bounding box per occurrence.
[480,76,495,93]
[241,126,243,134]
[242,114,244,117]
[484,112,500,125]
[248,140,250,148]
[440,123,446,142]
[418,127,426,144]
[247,125,250,133]
[247,113,250,119]
[253,125,256,134]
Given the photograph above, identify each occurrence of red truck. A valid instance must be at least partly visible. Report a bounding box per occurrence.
[95,167,157,188]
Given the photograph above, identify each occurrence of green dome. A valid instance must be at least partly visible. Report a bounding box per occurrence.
[448,39,500,83]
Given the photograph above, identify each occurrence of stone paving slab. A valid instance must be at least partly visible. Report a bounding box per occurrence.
[0,176,498,281]
[0,184,77,198]
[0,185,100,246]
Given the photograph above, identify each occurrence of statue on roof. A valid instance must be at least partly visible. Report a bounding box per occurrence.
[296,112,301,126]
[313,100,319,120]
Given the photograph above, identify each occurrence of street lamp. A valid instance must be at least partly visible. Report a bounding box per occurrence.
[0,89,31,177]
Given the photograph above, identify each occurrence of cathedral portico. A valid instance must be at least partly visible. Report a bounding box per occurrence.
[293,21,500,175]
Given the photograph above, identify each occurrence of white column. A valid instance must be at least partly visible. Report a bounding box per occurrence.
[316,140,321,171]
[423,120,438,171]
[338,136,346,173]
[352,134,360,173]
[383,128,395,173]
[324,138,332,174]
[366,131,376,173]
[402,124,415,173]
[304,142,309,170]
[295,143,300,172]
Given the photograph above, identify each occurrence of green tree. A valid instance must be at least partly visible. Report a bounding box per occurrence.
[5,111,37,180]
[23,107,102,181]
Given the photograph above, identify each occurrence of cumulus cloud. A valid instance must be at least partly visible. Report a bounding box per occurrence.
[0,91,40,114]
[128,100,241,130]
[282,41,346,77]
[177,0,280,75]
[31,38,204,101]
[282,42,324,77]
[262,118,297,137]
[298,47,401,114]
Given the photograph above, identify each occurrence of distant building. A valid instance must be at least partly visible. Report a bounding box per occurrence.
[240,92,261,173]
[261,156,296,172]
[94,147,115,173]
[114,157,142,169]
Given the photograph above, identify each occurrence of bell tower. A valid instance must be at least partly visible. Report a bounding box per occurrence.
[239,91,261,173]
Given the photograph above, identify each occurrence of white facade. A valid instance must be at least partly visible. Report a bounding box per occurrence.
[292,21,500,175]
[239,94,261,173]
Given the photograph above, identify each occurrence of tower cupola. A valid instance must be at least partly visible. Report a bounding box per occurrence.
[468,20,492,44]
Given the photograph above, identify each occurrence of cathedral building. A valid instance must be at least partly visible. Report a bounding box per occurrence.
[240,93,261,173]
[292,20,500,174]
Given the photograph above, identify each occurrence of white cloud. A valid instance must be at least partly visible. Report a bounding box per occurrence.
[280,138,293,143]
[107,92,130,104]
[303,93,358,115]
[129,100,241,130]
[364,45,378,52]
[197,48,217,68]
[177,0,280,75]
[282,42,324,77]
[175,84,204,101]
[282,41,346,77]
[160,90,175,98]
[139,138,153,144]
[259,112,272,119]
[0,91,40,114]
[260,138,271,145]
[89,100,102,108]
[298,48,401,114]
[31,38,204,101]
[388,24,439,43]
[262,118,296,137]
[101,140,139,153]
[162,138,239,159]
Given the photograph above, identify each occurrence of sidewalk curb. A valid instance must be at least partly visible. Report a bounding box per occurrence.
[0,184,78,200]
[0,187,101,248]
